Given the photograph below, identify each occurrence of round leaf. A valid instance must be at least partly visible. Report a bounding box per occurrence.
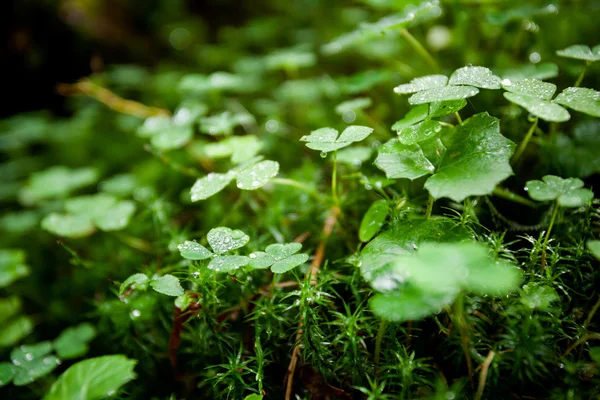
[449,66,502,89]
[394,75,448,94]
[207,227,250,254]
[553,87,600,118]
[178,241,213,260]
[398,120,442,145]
[93,200,136,231]
[409,86,479,105]
[236,160,279,190]
[150,274,184,297]
[271,253,309,273]
[41,213,95,238]
[374,139,435,180]
[190,172,235,202]
[359,199,389,242]
[265,243,302,260]
[208,255,250,272]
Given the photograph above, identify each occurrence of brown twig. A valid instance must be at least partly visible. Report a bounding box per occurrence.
[285,206,340,400]
[475,350,496,400]
[57,79,170,119]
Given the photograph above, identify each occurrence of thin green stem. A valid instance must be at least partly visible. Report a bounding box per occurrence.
[438,121,455,128]
[270,178,324,202]
[575,62,590,87]
[512,117,538,164]
[453,293,474,386]
[492,186,537,207]
[541,202,559,273]
[425,194,435,220]
[399,28,439,71]
[585,295,600,328]
[455,112,463,124]
[374,319,387,378]
[332,150,340,208]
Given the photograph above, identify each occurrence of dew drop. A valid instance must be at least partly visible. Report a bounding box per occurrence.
[320,151,328,158]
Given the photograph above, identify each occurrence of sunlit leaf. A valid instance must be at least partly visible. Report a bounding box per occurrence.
[428,100,467,118]
[359,199,389,242]
[207,227,250,254]
[190,172,236,202]
[150,274,184,297]
[449,66,502,89]
[394,75,448,94]
[553,87,600,117]
[208,255,250,272]
[502,78,556,99]
[271,253,309,273]
[374,139,435,180]
[408,86,479,105]
[398,120,442,145]
[178,241,213,260]
[503,93,570,122]
[556,44,600,62]
[43,355,137,400]
[236,160,279,190]
[300,125,373,153]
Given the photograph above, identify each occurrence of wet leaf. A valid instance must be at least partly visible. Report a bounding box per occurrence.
[374,139,435,180]
[43,355,137,400]
[502,78,556,99]
[553,87,600,117]
[428,100,467,118]
[265,243,302,260]
[393,75,448,94]
[398,120,442,145]
[271,253,309,273]
[359,199,389,242]
[150,274,184,297]
[408,86,479,105]
[526,175,593,207]
[300,125,373,152]
[556,44,600,62]
[370,287,456,322]
[207,227,250,254]
[391,104,429,131]
[119,274,149,295]
[53,323,96,360]
[248,252,276,269]
[424,113,514,201]
[190,172,236,202]
[178,241,213,260]
[236,160,279,190]
[521,283,559,310]
[0,362,17,387]
[497,62,559,82]
[11,341,60,386]
[503,92,570,122]
[449,66,502,89]
[208,255,250,272]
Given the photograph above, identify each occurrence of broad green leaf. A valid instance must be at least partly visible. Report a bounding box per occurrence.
[391,104,429,131]
[0,296,22,324]
[300,125,373,153]
[271,253,309,273]
[526,175,593,207]
[502,78,556,99]
[374,139,435,180]
[521,283,559,310]
[244,395,263,400]
[398,120,442,145]
[335,97,372,114]
[265,243,302,260]
[424,113,515,201]
[359,199,389,242]
[208,255,250,272]
[588,240,600,261]
[553,87,600,117]
[150,126,193,150]
[449,66,502,89]
[248,252,276,269]
[0,249,30,288]
[504,92,570,122]
[236,160,279,190]
[119,274,149,295]
[408,86,479,105]
[335,146,373,166]
[393,75,448,94]
[150,274,184,297]
[360,219,468,282]
[177,241,213,260]
[93,200,136,231]
[370,287,457,322]
[0,362,17,387]
[0,315,34,347]
[265,48,316,71]
[99,174,137,197]
[53,323,96,359]
[556,44,600,62]
[19,166,99,205]
[207,227,250,254]
[43,355,137,400]
[200,111,242,136]
[41,213,95,238]
[136,116,170,138]
[428,100,467,118]
[65,194,116,216]
[11,341,60,386]
[390,242,521,296]
[190,172,236,202]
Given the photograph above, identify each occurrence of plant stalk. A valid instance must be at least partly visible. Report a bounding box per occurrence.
[492,186,537,207]
[575,62,590,87]
[332,150,340,209]
[541,202,559,273]
[374,319,387,378]
[399,28,439,71]
[512,117,538,164]
[425,194,435,220]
